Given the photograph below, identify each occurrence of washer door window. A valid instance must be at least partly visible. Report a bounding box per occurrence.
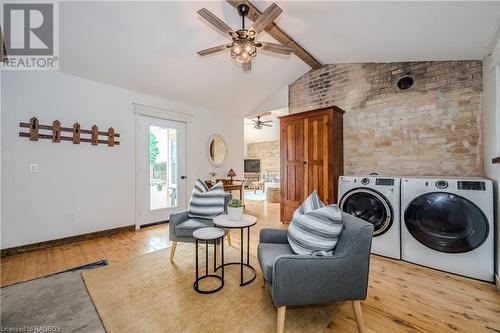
[404,192,489,253]
[340,189,393,236]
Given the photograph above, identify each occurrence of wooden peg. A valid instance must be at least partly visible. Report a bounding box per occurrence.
[91,125,98,145]
[72,122,80,144]
[52,120,61,142]
[107,127,115,147]
[29,117,39,141]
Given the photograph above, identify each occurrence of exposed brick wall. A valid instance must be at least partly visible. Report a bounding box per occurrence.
[289,61,483,176]
[246,140,280,179]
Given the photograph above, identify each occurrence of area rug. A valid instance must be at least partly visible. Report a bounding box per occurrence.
[82,244,337,332]
[1,260,107,333]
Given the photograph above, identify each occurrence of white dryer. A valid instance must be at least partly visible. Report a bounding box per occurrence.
[338,176,401,259]
[401,177,494,282]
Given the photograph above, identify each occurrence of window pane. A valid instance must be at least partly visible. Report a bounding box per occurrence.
[149,126,177,210]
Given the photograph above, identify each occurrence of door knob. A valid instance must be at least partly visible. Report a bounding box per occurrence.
[180,176,187,180]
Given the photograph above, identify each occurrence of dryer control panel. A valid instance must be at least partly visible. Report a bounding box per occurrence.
[457,181,486,191]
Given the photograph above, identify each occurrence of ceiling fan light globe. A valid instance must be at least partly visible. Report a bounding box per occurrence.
[230,40,256,64]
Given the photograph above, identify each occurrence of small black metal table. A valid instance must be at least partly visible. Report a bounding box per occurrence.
[193,227,225,294]
[213,214,257,286]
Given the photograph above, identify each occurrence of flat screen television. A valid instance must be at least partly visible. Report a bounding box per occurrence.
[244,159,261,173]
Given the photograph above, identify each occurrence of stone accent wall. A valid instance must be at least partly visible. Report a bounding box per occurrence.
[246,140,280,179]
[289,61,483,176]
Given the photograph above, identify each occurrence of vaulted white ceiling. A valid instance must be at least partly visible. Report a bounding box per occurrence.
[59,1,500,116]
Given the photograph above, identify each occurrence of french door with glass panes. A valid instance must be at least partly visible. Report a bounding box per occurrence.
[138,116,186,226]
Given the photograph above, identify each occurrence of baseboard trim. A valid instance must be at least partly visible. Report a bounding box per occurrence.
[139,220,168,228]
[1,225,136,257]
[496,274,500,292]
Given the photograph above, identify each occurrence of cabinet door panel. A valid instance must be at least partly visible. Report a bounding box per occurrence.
[281,119,304,222]
[305,115,330,205]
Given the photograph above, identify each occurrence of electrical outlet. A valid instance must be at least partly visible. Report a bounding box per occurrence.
[30,163,38,174]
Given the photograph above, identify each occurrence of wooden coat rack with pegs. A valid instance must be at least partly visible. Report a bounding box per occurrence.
[19,117,120,147]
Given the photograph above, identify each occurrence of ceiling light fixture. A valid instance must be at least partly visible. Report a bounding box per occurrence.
[197,3,293,71]
[230,39,256,63]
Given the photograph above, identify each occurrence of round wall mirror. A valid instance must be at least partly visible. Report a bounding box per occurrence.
[208,135,227,167]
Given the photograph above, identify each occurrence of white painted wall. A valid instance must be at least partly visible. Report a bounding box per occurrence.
[248,86,288,117]
[1,71,243,249]
[483,54,500,276]
[243,107,289,158]
[244,115,281,147]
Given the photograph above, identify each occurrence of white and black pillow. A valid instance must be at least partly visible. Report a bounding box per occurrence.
[188,180,225,219]
[292,191,325,219]
[288,203,343,256]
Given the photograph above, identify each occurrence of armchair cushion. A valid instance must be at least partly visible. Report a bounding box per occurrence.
[258,243,294,281]
[175,218,215,238]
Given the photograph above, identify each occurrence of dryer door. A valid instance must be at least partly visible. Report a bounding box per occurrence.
[404,192,489,253]
[340,188,393,236]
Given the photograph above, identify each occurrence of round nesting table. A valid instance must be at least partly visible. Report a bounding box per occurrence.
[213,214,257,286]
[192,227,225,294]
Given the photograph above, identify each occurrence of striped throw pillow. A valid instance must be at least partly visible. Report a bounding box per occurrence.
[188,180,225,219]
[288,204,343,256]
[292,191,325,219]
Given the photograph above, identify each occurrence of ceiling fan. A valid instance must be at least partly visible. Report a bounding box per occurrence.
[197,3,293,71]
[246,115,273,130]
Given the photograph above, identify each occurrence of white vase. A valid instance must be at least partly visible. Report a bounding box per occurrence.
[227,206,244,221]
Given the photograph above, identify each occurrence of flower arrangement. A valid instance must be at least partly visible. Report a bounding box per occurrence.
[209,172,217,182]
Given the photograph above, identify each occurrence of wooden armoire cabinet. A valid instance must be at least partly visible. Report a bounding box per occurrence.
[279,107,344,223]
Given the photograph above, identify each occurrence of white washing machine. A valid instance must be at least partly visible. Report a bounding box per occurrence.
[338,176,401,259]
[401,177,494,282]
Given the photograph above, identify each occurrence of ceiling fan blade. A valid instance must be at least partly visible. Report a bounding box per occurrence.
[261,120,274,124]
[257,42,293,55]
[262,124,273,127]
[242,61,252,72]
[248,111,272,119]
[197,8,235,37]
[197,44,229,56]
[250,3,282,34]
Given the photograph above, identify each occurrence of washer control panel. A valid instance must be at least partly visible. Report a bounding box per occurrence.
[361,177,370,185]
[376,178,395,186]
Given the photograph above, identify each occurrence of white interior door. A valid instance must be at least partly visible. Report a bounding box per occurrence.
[138,116,186,226]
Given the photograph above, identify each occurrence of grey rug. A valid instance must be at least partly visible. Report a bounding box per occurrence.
[1,261,107,333]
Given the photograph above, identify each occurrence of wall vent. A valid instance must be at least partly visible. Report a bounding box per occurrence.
[396,74,415,91]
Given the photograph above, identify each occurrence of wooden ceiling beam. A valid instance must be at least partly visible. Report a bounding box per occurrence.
[226,0,323,70]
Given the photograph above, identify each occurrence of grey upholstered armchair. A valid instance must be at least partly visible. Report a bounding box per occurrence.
[257,212,374,333]
[168,193,232,261]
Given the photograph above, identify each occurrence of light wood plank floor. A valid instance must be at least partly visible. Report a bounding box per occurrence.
[1,200,499,333]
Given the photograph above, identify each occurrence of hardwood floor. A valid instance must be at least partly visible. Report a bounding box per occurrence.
[1,200,499,333]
